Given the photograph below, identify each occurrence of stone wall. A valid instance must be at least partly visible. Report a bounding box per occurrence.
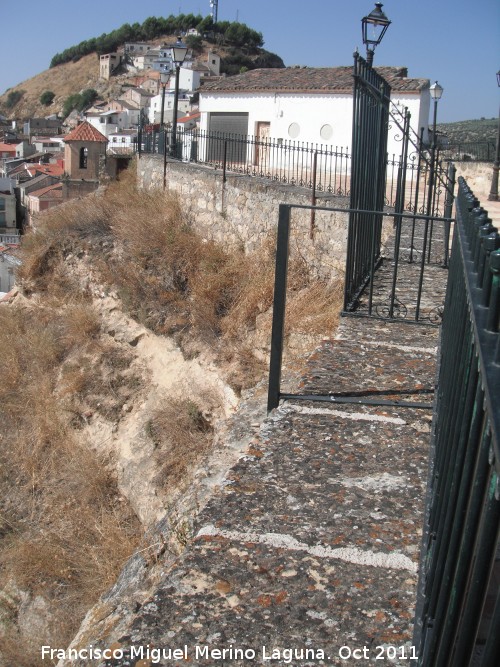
[137,155,351,281]
[453,161,494,202]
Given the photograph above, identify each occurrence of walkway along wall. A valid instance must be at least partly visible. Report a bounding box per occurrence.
[137,155,357,281]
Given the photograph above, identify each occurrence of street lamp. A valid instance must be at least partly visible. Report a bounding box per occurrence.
[361,2,391,67]
[170,38,188,158]
[159,70,169,127]
[488,70,500,201]
[429,81,444,150]
[426,81,444,224]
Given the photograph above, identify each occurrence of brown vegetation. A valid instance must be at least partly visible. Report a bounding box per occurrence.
[0,303,140,664]
[0,163,343,663]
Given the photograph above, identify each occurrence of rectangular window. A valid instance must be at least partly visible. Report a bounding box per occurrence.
[0,199,5,211]
[0,212,6,223]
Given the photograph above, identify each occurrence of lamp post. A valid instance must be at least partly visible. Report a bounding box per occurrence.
[429,81,444,151]
[170,38,188,158]
[488,70,500,201]
[159,70,169,128]
[361,2,391,67]
[426,81,444,223]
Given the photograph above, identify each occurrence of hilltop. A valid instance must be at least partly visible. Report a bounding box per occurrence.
[0,18,284,120]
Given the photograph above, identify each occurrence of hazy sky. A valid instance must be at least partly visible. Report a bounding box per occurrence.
[0,0,498,122]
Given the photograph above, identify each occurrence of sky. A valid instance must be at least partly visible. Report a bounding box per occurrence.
[0,0,498,123]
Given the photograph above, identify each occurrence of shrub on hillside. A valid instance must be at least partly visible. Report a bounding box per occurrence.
[40,90,55,106]
[5,89,23,108]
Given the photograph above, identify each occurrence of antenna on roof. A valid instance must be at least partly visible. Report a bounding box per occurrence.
[210,0,218,23]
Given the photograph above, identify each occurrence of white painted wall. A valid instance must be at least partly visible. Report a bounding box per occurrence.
[149,94,190,124]
[200,90,429,162]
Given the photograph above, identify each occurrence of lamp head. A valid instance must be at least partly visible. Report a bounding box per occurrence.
[362,3,391,49]
[430,81,444,101]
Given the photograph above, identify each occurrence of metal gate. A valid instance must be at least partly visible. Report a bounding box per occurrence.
[344,52,390,312]
[344,53,455,324]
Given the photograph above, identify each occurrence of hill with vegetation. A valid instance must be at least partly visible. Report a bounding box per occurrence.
[437,117,498,144]
[0,14,284,120]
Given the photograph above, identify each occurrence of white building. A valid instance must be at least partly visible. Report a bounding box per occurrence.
[0,178,17,233]
[86,107,140,137]
[107,129,138,154]
[148,92,191,125]
[199,66,431,163]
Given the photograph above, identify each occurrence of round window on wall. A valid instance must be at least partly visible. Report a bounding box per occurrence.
[320,124,333,141]
[288,122,300,139]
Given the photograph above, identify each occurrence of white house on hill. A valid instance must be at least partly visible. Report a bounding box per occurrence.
[199,66,431,161]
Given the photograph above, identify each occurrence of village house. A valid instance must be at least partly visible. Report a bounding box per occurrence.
[199,66,431,162]
[148,92,190,125]
[119,87,156,109]
[99,52,123,80]
[0,177,17,233]
[130,71,161,95]
[86,109,138,138]
[26,182,63,226]
[124,42,155,54]
[17,172,61,211]
[107,128,138,154]
[23,117,63,137]
[0,141,16,163]
[31,137,65,153]
[0,241,20,294]
[130,49,161,71]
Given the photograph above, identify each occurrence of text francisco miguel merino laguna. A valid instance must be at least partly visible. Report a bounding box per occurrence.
[42,644,326,663]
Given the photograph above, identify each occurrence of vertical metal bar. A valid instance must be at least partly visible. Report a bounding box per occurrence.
[388,109,410,317]
[442,162,456,267]
[223,139,227,184]
[310,151,317,239]
[409,128,425,263]
[267,205,291,413]
[163,128,167,190]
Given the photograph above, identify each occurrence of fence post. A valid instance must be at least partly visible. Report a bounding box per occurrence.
[442,162,456,267]
[163,129,167,190]
[223,139,228,184]
[310,151,318,239]
[267,205,291,413]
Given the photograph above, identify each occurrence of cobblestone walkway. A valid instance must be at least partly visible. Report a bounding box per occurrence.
[356,216,450,323]
[92,307,440,666]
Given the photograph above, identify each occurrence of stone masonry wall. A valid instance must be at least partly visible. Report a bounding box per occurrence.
[137,155,352,281]
[453,161,494,201]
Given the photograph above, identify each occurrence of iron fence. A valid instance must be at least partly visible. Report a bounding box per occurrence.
[438,141,496,163]
[139,125,352,196]
[415,177,500,665]
[138,125,451,216]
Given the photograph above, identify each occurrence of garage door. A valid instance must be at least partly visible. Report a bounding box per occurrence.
[208,112,249,163]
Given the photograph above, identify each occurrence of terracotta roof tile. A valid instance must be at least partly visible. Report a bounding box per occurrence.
[201,67,429,94]
[29,183,63,199]
[64,121,108,143]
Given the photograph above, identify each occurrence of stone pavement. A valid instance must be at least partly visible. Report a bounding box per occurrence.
[89,308,439,667]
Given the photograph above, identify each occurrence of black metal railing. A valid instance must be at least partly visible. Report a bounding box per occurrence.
[344,52,390,312]
[415,177,500,665]
[439,141,497,163]
[138,125,452,215]
[139,125,351,197]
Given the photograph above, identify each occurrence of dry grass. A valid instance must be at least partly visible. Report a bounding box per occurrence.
[0,305,140,665]
[0,53,110,119]
[147,398,213,491]
[17,164,343,393]
[2,160,345,662]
